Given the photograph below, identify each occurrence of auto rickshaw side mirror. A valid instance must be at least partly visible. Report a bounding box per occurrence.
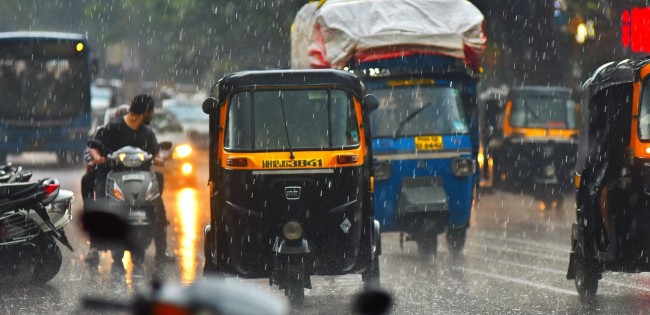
[202,97,219,115]
[363,94,379,113]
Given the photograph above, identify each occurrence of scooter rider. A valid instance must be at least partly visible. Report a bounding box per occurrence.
[81,104,130,209]
[87,94,173,263]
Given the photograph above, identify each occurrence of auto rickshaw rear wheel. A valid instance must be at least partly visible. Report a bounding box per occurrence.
[573,247,599,300]
[285,259,305,305]
[203,227,219,275]
[446,227,467,253]
[362,257,381,290]
[130,247,145,266]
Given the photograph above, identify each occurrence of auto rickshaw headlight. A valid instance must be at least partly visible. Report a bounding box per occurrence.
[451,158,476,177]
[283,221,303,241]
[544,164,556,177]
[373,161,391,181]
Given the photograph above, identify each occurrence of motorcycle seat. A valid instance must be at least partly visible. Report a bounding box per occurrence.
[0,181,40,199]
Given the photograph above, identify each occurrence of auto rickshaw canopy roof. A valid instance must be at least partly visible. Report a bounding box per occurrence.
[575,57,650,212]
[215,69,366,104]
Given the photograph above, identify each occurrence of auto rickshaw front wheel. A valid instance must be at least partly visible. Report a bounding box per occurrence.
[573,247,599,300]
[285,258,305,305]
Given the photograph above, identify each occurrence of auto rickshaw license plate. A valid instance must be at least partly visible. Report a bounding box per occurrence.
[415,136,443,151]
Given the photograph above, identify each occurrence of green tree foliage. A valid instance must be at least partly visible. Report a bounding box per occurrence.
[84,0,305,84]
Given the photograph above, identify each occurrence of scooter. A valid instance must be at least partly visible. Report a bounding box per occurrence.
[0,176,74,285]
[87,141,171,266]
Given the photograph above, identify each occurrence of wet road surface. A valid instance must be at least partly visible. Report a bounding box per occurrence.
[2,153,650,314]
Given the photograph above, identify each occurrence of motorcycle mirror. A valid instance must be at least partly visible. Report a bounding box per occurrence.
[202,97,219,115]
[81,199,129,241]
[159,141,173,151]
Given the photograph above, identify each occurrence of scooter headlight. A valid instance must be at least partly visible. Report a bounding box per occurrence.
[145,178,160,201]
[283,221,303,241]
[451,158,476,177]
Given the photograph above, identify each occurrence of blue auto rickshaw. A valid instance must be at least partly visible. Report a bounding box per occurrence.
[352,55,478,256]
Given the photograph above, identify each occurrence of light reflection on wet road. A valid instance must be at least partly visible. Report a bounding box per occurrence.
[173,187,199,284]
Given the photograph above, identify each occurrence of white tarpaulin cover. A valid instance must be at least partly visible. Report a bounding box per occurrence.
[291,0,486,71]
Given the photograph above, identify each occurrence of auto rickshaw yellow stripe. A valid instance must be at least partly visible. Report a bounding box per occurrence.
[221,149,365,170]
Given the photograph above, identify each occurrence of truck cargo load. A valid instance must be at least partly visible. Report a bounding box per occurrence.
[291,0,486,72]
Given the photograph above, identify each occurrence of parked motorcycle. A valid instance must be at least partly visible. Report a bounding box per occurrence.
[87,141,171,266]
[0,175,74,285]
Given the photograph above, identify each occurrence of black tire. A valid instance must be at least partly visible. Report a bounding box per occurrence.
[31,236,62,284]
[203,227,218,276]
[112,247,125,262]
[446,227,467,253]
[131,247,145,266]
[285,260,305,305]
[417,234,437,258]
[362,257,381,290]
[574,248,599,301]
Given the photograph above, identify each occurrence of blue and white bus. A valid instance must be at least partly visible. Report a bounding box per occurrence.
[0,31,93,164]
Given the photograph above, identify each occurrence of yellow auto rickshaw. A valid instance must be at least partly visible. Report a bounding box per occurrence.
[201,69,381,304]
[567,57,650,300]
[488,85,578,206]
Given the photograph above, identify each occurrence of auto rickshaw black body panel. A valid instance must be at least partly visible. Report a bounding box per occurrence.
[202,70,380,301]
[489,86,578,205]
[567,57,650,299]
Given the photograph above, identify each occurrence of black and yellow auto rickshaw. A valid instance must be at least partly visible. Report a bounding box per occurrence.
[488,86,578,206]
[567,57,650,300]
[201,70,381,304]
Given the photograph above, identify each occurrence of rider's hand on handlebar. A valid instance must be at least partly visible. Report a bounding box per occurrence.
[153,156,166,167]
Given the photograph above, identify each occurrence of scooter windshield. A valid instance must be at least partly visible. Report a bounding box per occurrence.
[224,89,360,151]
[369,86,468,138]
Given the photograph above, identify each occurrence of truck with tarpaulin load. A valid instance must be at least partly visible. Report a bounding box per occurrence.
[291,0,486,256]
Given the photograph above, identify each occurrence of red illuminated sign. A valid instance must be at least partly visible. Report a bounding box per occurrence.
[622,7,650,53]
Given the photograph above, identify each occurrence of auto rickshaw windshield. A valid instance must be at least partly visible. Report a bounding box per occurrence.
[224,89,360,151]
[369,86,468,138]
[509,93,576,129]
[638,79,650,140]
